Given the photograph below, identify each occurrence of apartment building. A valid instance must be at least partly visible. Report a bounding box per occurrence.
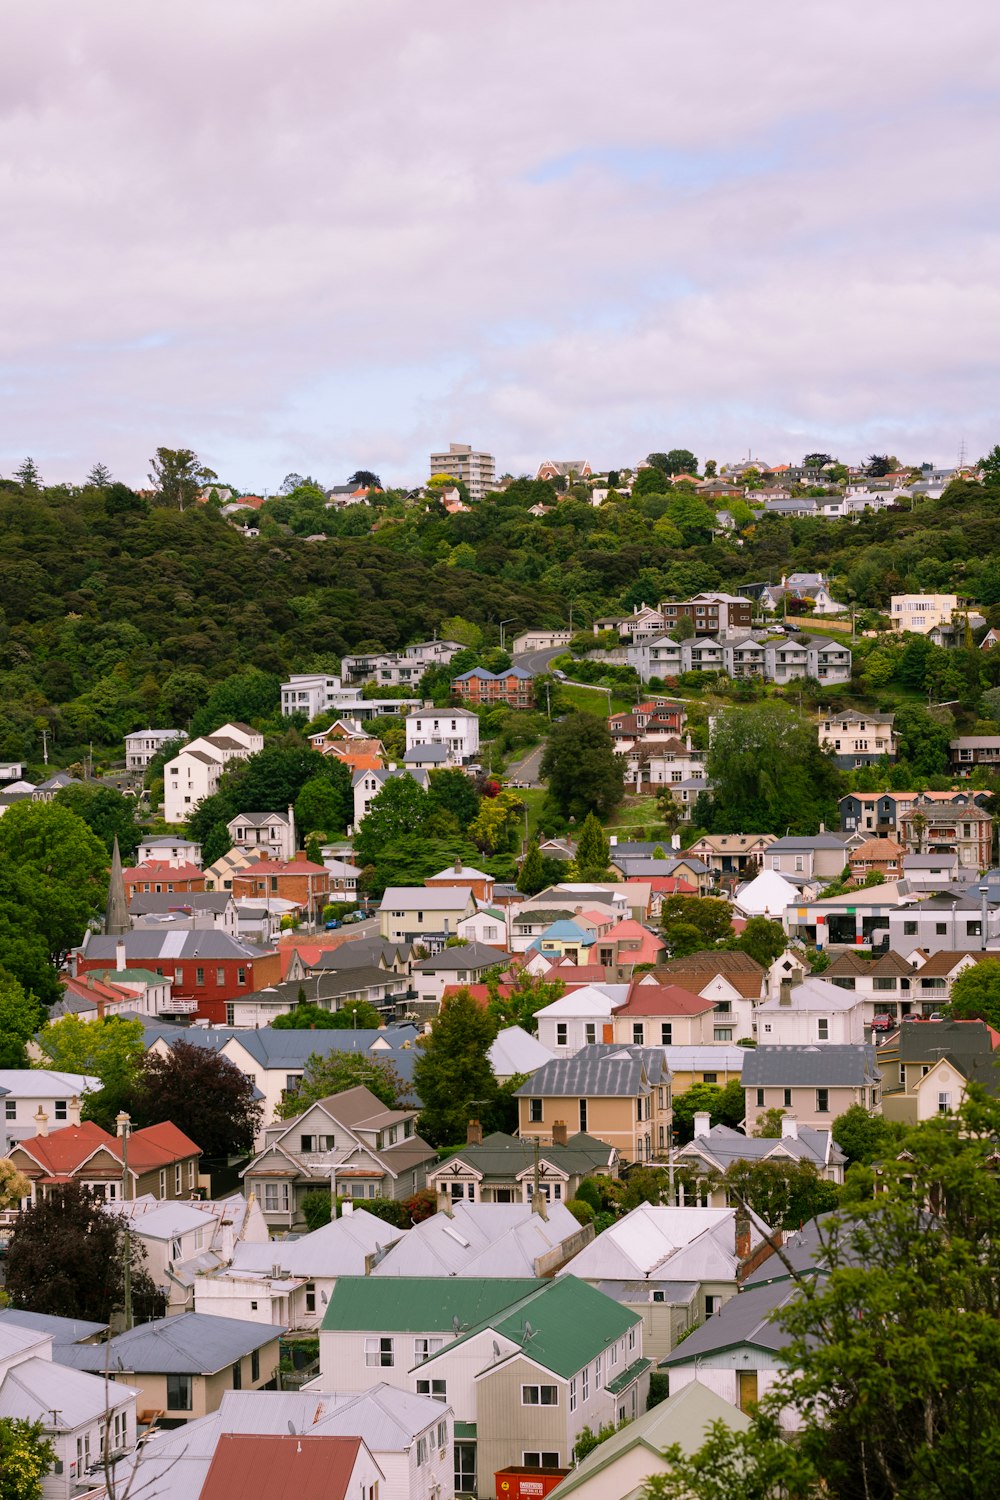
[657,593,752,635]
[629,633,852,685]
[452,666,536,709]
[279,674,420,722]
[125,727,184,770]
[341,640,462,688]
[163,722,264,824]
[898,794,993,871]
[890,593,970,634]
[429,441,496,500]
[819,710,897,769]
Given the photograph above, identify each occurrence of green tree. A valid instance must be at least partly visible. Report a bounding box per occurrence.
[831,1103,903,1165]
[0,1418,56,1500]
[517,840,547,895]
[13,457,42,491]
[148,446,217,509]
[55,783,142,860]
[353,776,434,865]
[412,990,500,1145]
[35,1015,145,1130]
[189,667,281,737]
[301,1189,333,1230]
[277,1050,406,1117]
[0,802,109,1004]
[428,768,482,829]
[0,969,43,1069]
[295,775,349,839]
[661,894,734,949]
[541,712,625,821]
[734,917,787,968]
[671,1079,746,1143]
[949,958,1000,1028]
[725,1156,839,1229]
[467,791,523,854]
[980,443,1000,484]
[85,460,113,487]
[272,1001,382,1030]
[487,972,566,1034]
[893,703,952,778]
[704,702,843,835]
[632,465,671,497]
[574,811,611,880]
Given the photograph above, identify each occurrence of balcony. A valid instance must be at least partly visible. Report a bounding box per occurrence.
[160,998,199,1015]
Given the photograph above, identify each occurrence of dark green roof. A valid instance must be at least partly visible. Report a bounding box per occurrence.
[321,1277,541,1334]
[605,1356,652,1395]
[442,1274,640,1380]
[434,1131,613,1181]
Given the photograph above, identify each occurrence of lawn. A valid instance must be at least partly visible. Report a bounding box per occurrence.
[559,682,636,715]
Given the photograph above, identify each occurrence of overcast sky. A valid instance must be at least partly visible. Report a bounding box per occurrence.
[2,2,998,489]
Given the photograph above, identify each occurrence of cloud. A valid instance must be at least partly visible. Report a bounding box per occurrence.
[1,0,999,485]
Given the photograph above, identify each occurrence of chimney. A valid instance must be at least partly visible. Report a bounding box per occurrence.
[779,978,793,1006]
[781,1115,799,1140]
[735,1207,751,1261]
[341,1199,354,1215]
[296,850,308,862]
[454,858,463,874]
[693,1110,711,1140]
[117,1110,131,1138]
[552,1121,568,1147]
[34,1106,49,1137]
[68,1095,81,1127]
[288,802,296,855]
[467,1118,483,1146]
[115,940,127,973]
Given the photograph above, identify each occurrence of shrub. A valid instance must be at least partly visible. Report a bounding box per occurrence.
[566,1197,595,1226]
[301,1190,332,1231]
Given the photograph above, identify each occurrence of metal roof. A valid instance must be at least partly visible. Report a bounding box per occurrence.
[444,1274,640,1379]
[514,1044,668,1098]
[199,1434,367,1500]
[0,1356,139,1428]
[372,1202,581,1280]
[662,1279,799,1365]
[55,1312,285,1375]
[0,1308,107,1344]
[322,1276,541,1334]
[741,1044,879,1087]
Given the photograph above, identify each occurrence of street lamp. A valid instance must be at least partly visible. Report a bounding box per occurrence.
[499,619,515,654]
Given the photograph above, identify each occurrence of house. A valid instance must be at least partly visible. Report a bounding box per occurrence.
[628,632,852,686]
[512,630,573,653]
[135,835,202,867]
[878,1019,1000,1124]
[0,1070,100,1146]
[656,593,753,636]
[742,1044,881,1131]
[280,673,420,723]
[819,711,897,769]
[659,1046,747,1093]
[838,787,992,837]
[755,974,866,1045]
[194,1206,405,1329]
[320,1274,646,1490]
[610,981,722,1048]
[821,949,921,1025]
[341,639,463,688]
[198,1434,384,1500]
[113,1193,269,1315]
[675,1115,846,1206]
[732,868,808,919]
[848,837,905,881]
[411,942,510,1014]
[950,735,1000,773]
[662,1277,800,1422]
[546,1382,751,1500]
[227,811,296,863]
[54,1312,284,1426]
[452,666,536,709]
[378,886,478,946]
[57,964,180,1022]
[457,905,509,946]
[763,572,847,615]
[353,766,430,826]
[128,891,238,934]
[764,832,849,882]
[163,722,264,824]
[107,1385,452,1500]
[488,1026,555,1084]
[426,858,495,904]
[537,459,592,481]
[125,727,185,770]
[906,949,984,1008]
[901,851,961,889]
[425,1127,617,1208]
[241,1085,435,1227]
[609,851,712,895]
[898,793,993,870]
[533,985,623,1055]
[889,592,970,634]
[231,856,331,918]
[782,881,910,953]
[516,1044,672,1163]
[685,833,776,880]
[7,1116,202,1205]
[888,886,1000,955]
[227,967,413,1029]
[405,707,481,765]
[73,930,283,1024]
[650,952,765,1040]
[124,859,206,898]
[558,1204,776,1361]
[0,1317,139,1498]
[372,1200,591,1280]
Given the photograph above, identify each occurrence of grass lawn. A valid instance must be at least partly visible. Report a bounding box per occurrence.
[518,787,548,841]
[559,682,636,715]
[606,795,665,830]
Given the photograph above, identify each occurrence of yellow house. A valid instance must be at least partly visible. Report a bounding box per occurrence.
[516,1043,672,1163]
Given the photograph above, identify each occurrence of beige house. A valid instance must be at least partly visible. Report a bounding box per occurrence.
[515,1044,672,1163]
[877,1019,1000,1124]
[741,1044,881,1131]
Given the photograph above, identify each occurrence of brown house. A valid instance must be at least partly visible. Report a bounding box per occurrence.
[8,1115,202,1204]
[515,1044,673,1163]
[231,855,331,915]
[848,837,905,881]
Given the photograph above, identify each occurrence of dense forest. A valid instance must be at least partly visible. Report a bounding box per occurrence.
[2,465,1000,771]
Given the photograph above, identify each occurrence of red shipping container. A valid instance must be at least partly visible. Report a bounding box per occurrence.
[495,1466,569,1499]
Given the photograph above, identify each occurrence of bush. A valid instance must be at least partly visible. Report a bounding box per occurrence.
[566,1197,595,1226]
[575,1176,605,1212]
[404,1188,438,1224]
[301,1190,332,1231]
[356,1197,410,1229]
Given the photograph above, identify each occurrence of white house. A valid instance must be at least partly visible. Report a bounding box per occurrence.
[0,1072,99,1146]
[135,835,203,868]
[755,975,866,1045]
[534,986,626,1055]
[227,810,296,864]
[405,708,480,766]
[281,673,420,722]
[125,727,185,770]
[411,941,511,1011]
[163,723,264,824]
[352,767,429,828]
[662,1278,799,1425]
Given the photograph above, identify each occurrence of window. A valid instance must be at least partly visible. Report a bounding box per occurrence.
[455,1443,477,1494]
[216,968,225,986]
[54,1099,67,1121]
[661,1022,672,1045]
[365,1337,394,1367]
[935,924,947,937]
[632,1023,644,1045]
[528,1098,542,1123]
[582,1364,589,1400]
[706,1294,721,1316]
[414,1337,443,1363]
[195,967,205,986]
[174,1164,182,1193]
[263,1182,291,1212]
[938,1092,952,1114]
[585,1022,596,1045]
[595,1353,602,1387]
[522,1385,558,1406]
[702,1072,717,1084]
[967,921,982,937]
[903,921,917,936]
[556,1023,568,1046]
[225,1004,235,1026]
[816,1089,830,1113]
[232,1359,242,1390]
[237,967,246,985]
[305,1282,316,1313]
[628,1326,636,1351]
[579,1099,588,1132]
[4,1100,14,1121]
[188,1161,195,1188]
[569,1376,577,1412]
[818,1018,829,1041]
[436,1418,447,1449]
[782,1088,792,1108]
[416,1436,427,1467]
[416,1378,447,1402]
[714,1028,733,1042]
[756,1088,765,1108]
[166,1373,192,1411]
[524,1453,560,1469]
[158,1169,166,1198]
[170,1237,182,1261]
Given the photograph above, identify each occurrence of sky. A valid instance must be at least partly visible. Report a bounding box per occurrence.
[1,1,999,490]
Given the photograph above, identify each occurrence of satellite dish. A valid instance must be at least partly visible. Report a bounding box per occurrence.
[320,1290,328,1305]
[287,1421,297,1435]
[452,1315,462,1333]
[492,1340,501,1359]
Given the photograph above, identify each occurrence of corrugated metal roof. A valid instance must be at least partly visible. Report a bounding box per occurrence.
[450,1274,639,1379]
[55,1312,285,1375]
[0,1356,138,1427]
[742,1044,879,1086]
[0,1308,106,1343]
[372,1202,580,1280]
[323,1276,541,1333]
[199,1434,367,1500]
[514,1044,668,1098]
[662,1279,800,1364]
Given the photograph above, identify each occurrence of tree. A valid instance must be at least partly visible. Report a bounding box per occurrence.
[575,811,611,880]
[412,991,500,1145]
[980,444,1000,484]
[0,1159,30,1209]
[277,1050,406,1117]
[347,469,381,489]
[704,702,843,835]
[55,783,142,860]
[148,446,217,508]
[301,1189,333,1230]
[0,1418,56,1500]
[467,790,523,854]
[35,1015,145,1131]
[734,917,787,968]
[541,712,625,820]
[487,972,566,1034]
[752,1108,786,1138]
[272,1001,382,1030]
[0,802,109,1004]
[672,1079,746,1143]
[0,968,42,1069]
[13,457,41,490]
[724,1157,839,1230]
[804,452,833,467]
[294,775,349,839]
[671,613,696,641]
[85,461,113,487]
[5,1183,164,1323]
[865,453,893,477]
[893,703,952,777]
[428,768,481,829]
[132,1041,262,1157]
[353,775,435,865]
[661,894,734,949]
[648,450,697,476]
[832,1103,903,1165]
[517,840,547,895]
[949,958,1000,1028]
[189,666,281,736]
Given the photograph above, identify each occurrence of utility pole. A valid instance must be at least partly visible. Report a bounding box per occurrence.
[117,1112,133,1331]
[40,728,49,765]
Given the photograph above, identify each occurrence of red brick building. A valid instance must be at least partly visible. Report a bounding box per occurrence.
[124,860,206,898]
[231,855,331,916]
[73,932,282,1024]
[451,667,535,708]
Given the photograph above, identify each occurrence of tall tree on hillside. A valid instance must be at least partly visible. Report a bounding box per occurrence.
[0,969,43,1069]
[85,461,113,488]
[412,991,500,1146]
[347,469,382,489]
[131,1041,262,1157]
[13,457,42,490]
[517,840,547,895]
[148,446,217,508]
[705,702,843,835]
[541,712,625,821]
[574,811,611,880]
[55,783,142,860]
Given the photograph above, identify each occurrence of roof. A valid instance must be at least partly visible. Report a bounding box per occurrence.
[488,1026,555,1077]
[558,1203,772,1286]
[226,1208,402,1280]
[199,1434,367,1500]
[379,886,476,910]
[756,976,863,1015]
[322,1277,542,1334]
[742,1044,880,1087]
[895,1018,998,1066]
[850,837,905,860]
[514,1044,668,1098]
[0,1069,100,1099]
[0,1307,106,1344]
[678,1122,843,1174]
[413,942,510,971]
[0,1356,139,1429]
[372,1202,583,1280]
[447,1274,639,1379]
[767,834,849,851]
[80,932,273,962]
[429,1130,614,1182]
[55,1312,285,1375]
[612,983,713,1018]
[662,1279,799,1365]
[912,950,981,978]
[12,1119,199,1176]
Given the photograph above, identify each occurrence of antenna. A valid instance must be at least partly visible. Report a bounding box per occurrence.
[452,1315,462,1334]
[522,1320,535,1344]
[287,1421,297,1435]
[492,1340,501,1359]
[958,437,967,470]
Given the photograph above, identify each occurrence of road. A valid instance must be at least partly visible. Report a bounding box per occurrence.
[512,644,567,675]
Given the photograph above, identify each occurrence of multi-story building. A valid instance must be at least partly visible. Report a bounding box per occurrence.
[536,458,593,481]
[230,855,331,918]
[405,707,480,764]
[125,727,185,770]
[629,633,852,685]
[341,639,462,688]
[352,766,430,826]
[279,673,420,722]
[890,593,968,634]
[898,793,993,871]
[227,811,296,863]
[742,1044,881,1131]
[949,736,1000,773]
[656,593,752,635]
[73,931,282,1024]
[429,441,496,500]
[451,666,535,709]
[8,1116,201,1204]
[163,722,264,824]
[135,835,202,868]
[819,710,897,769]
[516,1044,672,1163]
[839,787,992,837]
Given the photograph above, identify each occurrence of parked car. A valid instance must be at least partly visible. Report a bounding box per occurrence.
[324,918,341,930]
[871,1014,896,1032]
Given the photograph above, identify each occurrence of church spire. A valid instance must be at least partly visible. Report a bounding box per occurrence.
[105,834,130,937]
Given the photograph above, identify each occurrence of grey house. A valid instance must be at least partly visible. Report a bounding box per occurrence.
[742,1044,881,1131]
